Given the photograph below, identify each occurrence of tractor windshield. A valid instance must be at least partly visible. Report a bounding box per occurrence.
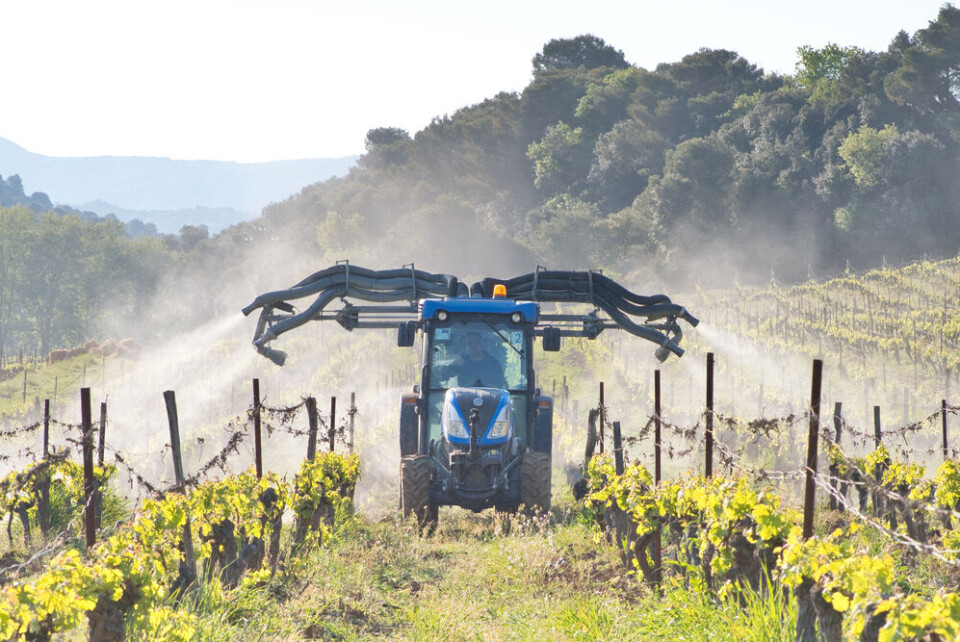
[429,318,527,390]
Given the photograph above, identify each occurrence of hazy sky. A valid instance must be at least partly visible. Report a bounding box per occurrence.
[0,0,951,163]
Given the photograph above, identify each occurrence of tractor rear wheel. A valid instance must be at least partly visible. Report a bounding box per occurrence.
[400,455,436,531]
[520,451,551,513]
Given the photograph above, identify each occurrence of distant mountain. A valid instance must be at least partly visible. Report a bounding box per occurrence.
[77,200,257,235]
[0,137,357,231]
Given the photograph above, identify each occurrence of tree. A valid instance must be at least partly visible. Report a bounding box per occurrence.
[0,208,32,354]
[837,124,900,187]
[834,126,960,257]
[658,48,766,98]
[587,120,667,212]
[527,196,608,268]
[576,67,645,134]
[364,127,410,151]
[520,67,608,144]
[360,127,412,169]
[532,35,628,74]
[20,214,87,354]
[526,122,591,195]
[645,134,737,231]
[795,43,869,104]
[885,5,960,113]
[178,224,209,252]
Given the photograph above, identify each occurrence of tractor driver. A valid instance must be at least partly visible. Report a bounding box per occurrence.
[450,331,506,389]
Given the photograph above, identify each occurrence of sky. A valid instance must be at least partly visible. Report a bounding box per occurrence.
[0,0,952,163]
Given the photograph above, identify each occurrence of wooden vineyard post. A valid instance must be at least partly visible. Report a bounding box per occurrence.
[306,396,318,461]
[653,369,662,587]
[654,370,662,486]
[252,379,262,479]
[163,390,197,578]
[349,392,356,454]
[42,398,50,457]
[21,369,26,404]
[97,401,107,466]
[829,402,843,512]
[81,388,96,549]
[612,421,624,475]
[584,408,598,469]
[95,400,107,528]
[874,406,882,450]
[802,359,823,541]
[598,382,605,454]
[329,396,337,453]
[38,399,51,538]
[944,400,949,462]
[873,405,890,521]
[833,402,843,444]
[706,352,714,478]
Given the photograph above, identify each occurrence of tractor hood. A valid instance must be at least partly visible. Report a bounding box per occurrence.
[441,387,512,447]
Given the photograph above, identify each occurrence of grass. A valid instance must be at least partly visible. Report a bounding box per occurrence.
[168,494,798,641]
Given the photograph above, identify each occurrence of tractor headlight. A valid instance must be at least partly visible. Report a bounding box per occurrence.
[442,401,469,439]
[487,403,512,440]
[446,417,469,439]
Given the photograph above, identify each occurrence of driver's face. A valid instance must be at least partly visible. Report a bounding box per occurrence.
[465,333,484,359]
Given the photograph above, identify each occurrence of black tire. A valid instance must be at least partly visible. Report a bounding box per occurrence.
[400,404,418,457]
[521,451,551,513]
[400,455,436,531]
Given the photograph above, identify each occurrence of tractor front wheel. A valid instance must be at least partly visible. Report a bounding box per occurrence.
[520,451,551,513]
[400,455,436,532]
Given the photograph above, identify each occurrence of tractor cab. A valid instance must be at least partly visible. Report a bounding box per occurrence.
[419,297,538,454]
[396,297,552,514]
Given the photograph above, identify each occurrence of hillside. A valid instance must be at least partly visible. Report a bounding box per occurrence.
[252,8,960,292]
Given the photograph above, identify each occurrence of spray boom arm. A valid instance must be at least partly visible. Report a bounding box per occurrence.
[241,263,699,365]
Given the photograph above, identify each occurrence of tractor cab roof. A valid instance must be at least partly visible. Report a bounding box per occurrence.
[421,298,539,323]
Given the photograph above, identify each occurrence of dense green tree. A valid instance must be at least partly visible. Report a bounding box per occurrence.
[178,224,210,252]
[587,120,667,212]
[20,215,89,354]
[532,35,628,74]
[837,124,900,187]
[0,208,31,354]
[364,127,410,150]
[520,67,607,144]
[646,134,737,232]
[526,122,591,195]
[834,126,960,256]
[795,43,870,104]
[885,5,960,113]
[526,196,608,268]
[624,71,688,142]
[658,48,766,98]
[575,67,645,134]
[360,127,412,169]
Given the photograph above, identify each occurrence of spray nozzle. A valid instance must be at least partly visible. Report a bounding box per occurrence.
[257,346,287,366]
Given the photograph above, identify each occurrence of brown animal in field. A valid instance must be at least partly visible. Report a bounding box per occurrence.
[100,339,118,357]
[47,349,70,365]
[116,338,141,359]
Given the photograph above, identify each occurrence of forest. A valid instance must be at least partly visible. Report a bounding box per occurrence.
[2,5,960,356]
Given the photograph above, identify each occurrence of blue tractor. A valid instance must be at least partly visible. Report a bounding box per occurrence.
[242,264,698,527]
